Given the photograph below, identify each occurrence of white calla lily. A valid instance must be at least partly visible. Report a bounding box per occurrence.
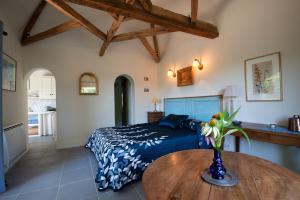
[201,123,210,136]
[209,137,216,147]
[205,127,213,137]
[212,127,219,138]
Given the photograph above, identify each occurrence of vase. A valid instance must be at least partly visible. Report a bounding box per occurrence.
[201,149,238,186]
[209,149,227,180]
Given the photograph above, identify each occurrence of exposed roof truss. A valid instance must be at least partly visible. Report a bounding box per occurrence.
[21,0,218,63]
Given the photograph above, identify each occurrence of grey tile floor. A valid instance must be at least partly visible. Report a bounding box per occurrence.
[0,136,145,200]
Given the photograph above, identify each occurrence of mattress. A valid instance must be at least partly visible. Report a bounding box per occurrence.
[86,122,200,191]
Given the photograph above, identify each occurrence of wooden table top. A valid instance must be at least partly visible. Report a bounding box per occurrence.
[232,122,300,148]
[142,150,300,200]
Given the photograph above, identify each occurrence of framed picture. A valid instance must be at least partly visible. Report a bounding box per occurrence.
[177,66,194,87]
[245,52,282,101]
[79,72,99,95]
[3,53,17,92]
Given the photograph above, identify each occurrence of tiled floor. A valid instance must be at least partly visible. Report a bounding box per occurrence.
[0,136,145,200]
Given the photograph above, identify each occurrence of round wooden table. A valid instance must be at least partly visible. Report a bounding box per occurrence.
[142,150,300,200]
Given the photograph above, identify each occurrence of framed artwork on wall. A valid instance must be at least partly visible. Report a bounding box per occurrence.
[177,66,194,87]
[245,52,282,101]
[2,53,17,92]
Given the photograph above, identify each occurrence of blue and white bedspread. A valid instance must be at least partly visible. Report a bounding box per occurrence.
[86,122,200,191]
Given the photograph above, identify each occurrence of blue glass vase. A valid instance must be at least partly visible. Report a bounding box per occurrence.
[209,149,227,180]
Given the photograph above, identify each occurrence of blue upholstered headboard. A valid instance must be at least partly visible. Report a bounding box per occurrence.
[164,95,223,122]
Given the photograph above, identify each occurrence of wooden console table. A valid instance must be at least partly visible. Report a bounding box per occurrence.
[232,122,300,152]
[142,150,300,200]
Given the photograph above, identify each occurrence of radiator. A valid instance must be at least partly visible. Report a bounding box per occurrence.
[3,123,27,172]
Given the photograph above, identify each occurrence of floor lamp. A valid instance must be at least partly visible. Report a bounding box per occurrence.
[224,85,241,151]
[224,85,241,115]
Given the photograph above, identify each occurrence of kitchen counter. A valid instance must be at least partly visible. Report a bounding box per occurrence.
[28,111,56,115]
[28,111,57,138]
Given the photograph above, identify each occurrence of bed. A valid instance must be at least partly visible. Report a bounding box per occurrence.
[86,95,222,191]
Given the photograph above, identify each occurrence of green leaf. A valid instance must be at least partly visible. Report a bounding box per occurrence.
[216,119,223,130]
[215,137,222,149]
[223,110,230,120]
[239,128,250,145]
[222,128,239,137]
[227,125,250,145]
[225,107,241,126]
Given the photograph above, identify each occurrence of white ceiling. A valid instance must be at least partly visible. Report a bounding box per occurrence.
[1,0,230,37]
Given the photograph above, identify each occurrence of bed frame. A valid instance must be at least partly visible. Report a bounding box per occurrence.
[164,95,223,122]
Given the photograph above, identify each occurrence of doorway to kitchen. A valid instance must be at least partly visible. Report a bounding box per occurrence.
[27,69,57,140]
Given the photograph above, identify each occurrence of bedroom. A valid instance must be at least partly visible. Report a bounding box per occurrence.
[0,0,299,199]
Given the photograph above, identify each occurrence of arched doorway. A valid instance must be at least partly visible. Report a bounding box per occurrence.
[26,69,57,141]
[114,75,134,126]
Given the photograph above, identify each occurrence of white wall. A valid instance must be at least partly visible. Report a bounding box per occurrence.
[0,14,27,129]
[22,36,158,148]
[157,0,300,172]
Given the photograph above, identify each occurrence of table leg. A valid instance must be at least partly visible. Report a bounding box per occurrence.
[235,136,240,152]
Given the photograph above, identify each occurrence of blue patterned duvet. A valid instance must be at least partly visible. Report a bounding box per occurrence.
[86,122,200,191]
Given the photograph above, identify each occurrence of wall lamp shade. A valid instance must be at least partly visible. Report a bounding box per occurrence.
[224,85,241,97]
[192,59,204,70]
[167,69,176,78]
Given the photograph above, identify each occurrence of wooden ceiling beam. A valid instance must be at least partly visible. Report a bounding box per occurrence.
[112,27,174,42]
[65,0,218,39]
[21,0,47,41]
[21,20,81,46]
[107,16,125,41]
[46,0,106,41]
[108,12,133,21]
[99,15,124,56]
[150,24,159,58]
[191,0,198,23]
[121,17,133,22]
[138,0,152,12]
[138,36,159,63]
[100,0,135,56]
[108,12,119,20]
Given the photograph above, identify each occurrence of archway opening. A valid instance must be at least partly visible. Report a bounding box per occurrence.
[27,69,57,141]
[114,75,134,126]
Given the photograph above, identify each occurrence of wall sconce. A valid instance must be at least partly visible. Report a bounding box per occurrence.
[192,59,204,70]
[167,68,176,78]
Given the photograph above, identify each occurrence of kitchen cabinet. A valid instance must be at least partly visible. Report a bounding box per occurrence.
[40,76,56,99]
[28,76,56,99]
